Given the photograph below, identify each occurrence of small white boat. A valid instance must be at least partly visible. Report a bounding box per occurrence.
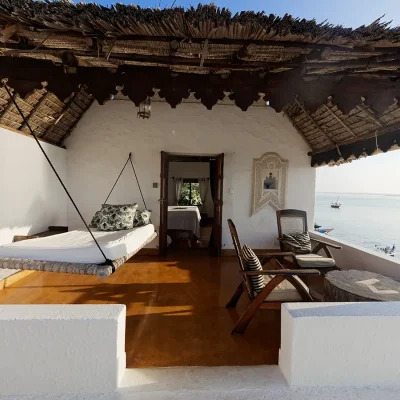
[331,196,341,209]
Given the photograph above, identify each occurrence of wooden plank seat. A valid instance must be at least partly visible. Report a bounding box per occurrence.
[226,219,319,334]
[2,229,158,279]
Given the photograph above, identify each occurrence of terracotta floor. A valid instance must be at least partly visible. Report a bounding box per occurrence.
[0,253,281,367]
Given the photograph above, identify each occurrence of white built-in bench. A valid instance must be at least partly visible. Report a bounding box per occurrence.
[0,305,126,395]
[0,302,400,396]
[279,302,400,386]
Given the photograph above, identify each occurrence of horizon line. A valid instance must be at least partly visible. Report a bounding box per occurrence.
[316,191,400,195]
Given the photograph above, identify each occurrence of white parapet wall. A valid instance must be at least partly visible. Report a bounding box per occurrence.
[310,231,400,280]
[0,305,126,395]
[279,302,400,386]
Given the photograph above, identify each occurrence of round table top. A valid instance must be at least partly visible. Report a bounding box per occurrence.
[325,269,400,302]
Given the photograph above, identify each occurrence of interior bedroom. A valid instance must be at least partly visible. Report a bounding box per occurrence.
[167,159,215,252]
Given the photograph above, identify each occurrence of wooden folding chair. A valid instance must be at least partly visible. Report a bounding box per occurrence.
[276,209,341,272]
[226,219,319,334]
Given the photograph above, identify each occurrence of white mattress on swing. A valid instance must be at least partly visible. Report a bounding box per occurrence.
[0,224,155,264]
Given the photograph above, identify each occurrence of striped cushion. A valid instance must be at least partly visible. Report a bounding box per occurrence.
[282,232,312,253]
[242,245,265,294]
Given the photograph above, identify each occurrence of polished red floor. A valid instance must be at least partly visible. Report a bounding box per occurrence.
[0,253,281,367]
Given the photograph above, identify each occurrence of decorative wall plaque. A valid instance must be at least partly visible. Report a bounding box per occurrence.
[251,152,288,215]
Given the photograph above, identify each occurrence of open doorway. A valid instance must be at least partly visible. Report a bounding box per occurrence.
[159,152,224,256]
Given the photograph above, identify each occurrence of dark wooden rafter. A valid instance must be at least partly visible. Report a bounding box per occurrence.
[4,32,398,53]
[0,55,397,159]
[57,101,93,145]
[294,98,336,147]
[0,91,16,119]
[310,119,400,155]
[356,104,384,128]
[0,1,398,160]
[284,105,314,148]
[4,48,400,76]
[43,87,93,145]
[311,127,400,166]
[322,103,358,139]
[42,89,84,141]
[199,39,209,68]
[19,90,49,131]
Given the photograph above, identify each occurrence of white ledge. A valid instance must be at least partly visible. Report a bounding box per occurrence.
[310,231,400,279]
[279,302,400,387]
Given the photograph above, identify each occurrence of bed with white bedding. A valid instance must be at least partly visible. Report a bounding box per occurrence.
[0,225,157,278]
[167,206,201,237]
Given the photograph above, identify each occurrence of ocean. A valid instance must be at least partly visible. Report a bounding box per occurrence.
[315,193,400,260]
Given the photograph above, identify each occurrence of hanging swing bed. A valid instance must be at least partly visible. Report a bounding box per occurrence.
[0,83,157,279]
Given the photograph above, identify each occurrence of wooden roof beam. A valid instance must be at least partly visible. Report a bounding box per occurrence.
[199,39,209,68]
[294,98,336,147]
[322,104,358,139]
[0,93,16,120]
[19,90,49,130]
[43,89,83,141]
[283,102,315,149]
[5,33,397,53]
[59,97,94,145]
[356,105,384,128]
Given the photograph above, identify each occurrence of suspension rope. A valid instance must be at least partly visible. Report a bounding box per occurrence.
[104,155,131,204]
[104,152,149,215]
[129,154,148,210]
[2,82,110,265]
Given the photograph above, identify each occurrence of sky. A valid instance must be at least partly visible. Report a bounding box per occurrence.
[88,0,400,27]
[79,0,400,194]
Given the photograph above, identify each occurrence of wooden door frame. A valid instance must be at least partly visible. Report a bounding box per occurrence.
[159,152,224,256]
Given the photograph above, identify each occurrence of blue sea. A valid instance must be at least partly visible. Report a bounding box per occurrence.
[315,193,400,260]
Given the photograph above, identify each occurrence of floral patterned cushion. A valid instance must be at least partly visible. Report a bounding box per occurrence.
[132,209,151,228]
[97,204,138,231]
[89,210,103,228]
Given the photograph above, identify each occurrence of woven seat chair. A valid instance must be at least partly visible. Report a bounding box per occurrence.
[276,209,341,272]
[226,219,319,334]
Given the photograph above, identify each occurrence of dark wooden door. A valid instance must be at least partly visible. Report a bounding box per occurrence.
[159,151,169,256]
[210,153,224,256]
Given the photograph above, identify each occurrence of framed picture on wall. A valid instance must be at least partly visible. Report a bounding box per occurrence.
[251,152,288,215]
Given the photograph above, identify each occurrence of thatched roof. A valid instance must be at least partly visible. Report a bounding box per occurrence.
[0,82,92,145]
[0,1,398,165]
[0,1,399,75]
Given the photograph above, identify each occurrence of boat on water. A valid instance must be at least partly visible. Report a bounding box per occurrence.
[331,196,341,208]
[375,244,396,257]
[315,227,334,234]
[314,223,334,234]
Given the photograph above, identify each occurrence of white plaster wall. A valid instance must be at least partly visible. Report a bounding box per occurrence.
[0,127,67,245]
[0,305,126,395]
[168,161,214,216]
[310,232,400,279]
[279,302,400,386]
[65,100,315,249]
[0,128,67,278]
